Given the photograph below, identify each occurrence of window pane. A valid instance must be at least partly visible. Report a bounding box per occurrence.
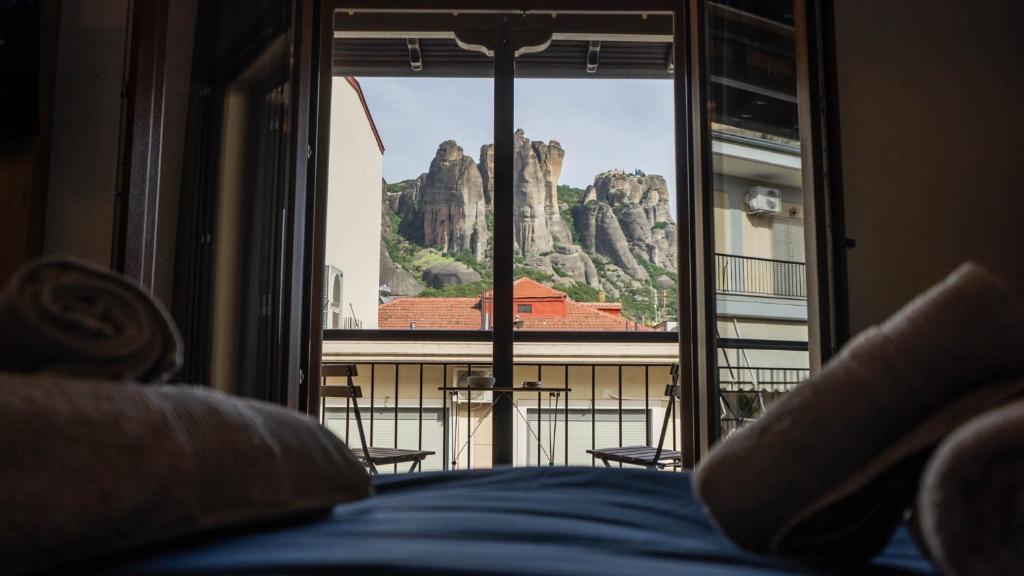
[324,27,493,331]
[706,1,810,437]
[512,33,677,333]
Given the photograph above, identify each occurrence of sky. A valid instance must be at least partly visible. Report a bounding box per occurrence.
[357,77,676,194]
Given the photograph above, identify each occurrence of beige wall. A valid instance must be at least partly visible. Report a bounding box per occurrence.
[834,0,1024,334]
[209,89,248,395]
[44,0,129,267]
[43,0,195,310]
[713,173,804,260]
[325,78,384,329]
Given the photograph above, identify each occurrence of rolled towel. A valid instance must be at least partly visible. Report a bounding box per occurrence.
[916,396,1024,576]
[0,257,182,382]
[694,262,1024,562]
[0,372,371,572]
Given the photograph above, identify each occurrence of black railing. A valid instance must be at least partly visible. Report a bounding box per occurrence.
[718,366,809,437]
[715,253,806,298]
[320,362,680,473]
[320,352,810,472]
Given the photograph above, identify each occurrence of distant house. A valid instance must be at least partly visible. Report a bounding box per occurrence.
[379,278,650,332]
[323,77,385,329]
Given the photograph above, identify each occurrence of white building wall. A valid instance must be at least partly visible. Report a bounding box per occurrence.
[325,78,384,328]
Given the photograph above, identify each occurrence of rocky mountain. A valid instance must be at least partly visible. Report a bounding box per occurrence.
[380,132,679,324]
[394,140,489,261]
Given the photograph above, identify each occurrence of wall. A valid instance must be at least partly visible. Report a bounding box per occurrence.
[41,0,195,310]
[44,0,129,268]
[833,0,1024,334]
[209,88,248,396]
[0,0,59,286]
[325,78,384,329]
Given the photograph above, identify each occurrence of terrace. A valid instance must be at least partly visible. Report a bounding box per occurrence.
[322,258,808,473]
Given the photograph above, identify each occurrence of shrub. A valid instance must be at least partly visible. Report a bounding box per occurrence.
[554,282,601,303]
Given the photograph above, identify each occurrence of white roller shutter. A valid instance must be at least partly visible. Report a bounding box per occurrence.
[524,409,650,466]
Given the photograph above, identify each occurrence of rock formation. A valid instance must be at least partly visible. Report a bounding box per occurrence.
[585,170,677,274]
[481,130,571,258]
[381,135,680,323]
[379,240,424,296]
[417,141,489,260]
[422,262,482,289]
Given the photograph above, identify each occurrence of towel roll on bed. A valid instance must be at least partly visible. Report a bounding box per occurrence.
[916,397,1024,576]
[0,258,182,382]
[694,263,1024,561]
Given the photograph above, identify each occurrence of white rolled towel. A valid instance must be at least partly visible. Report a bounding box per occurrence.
[0,258,182,382]
[694,262,1024,562]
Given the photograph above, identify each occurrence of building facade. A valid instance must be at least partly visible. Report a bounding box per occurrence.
[323,77,385,329]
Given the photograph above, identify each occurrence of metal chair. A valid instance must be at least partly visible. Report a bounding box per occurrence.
[586,365,683,470]
[321,363,434,475]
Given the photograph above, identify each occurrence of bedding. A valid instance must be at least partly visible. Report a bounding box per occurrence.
[0,373,370,573]
[95,467,935,575]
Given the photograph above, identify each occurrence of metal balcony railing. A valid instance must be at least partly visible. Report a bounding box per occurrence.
[715,253,806,298]
[718,365,809,437]
[320,361,681,474]
[318,340,809,473]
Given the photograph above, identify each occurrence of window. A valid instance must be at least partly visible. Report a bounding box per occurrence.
[707,0,811,437]
[315,2,821,465]
[324,32,494,331]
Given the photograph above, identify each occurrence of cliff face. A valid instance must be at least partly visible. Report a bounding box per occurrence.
[481,130,571,258]
[381,133,679,323]
[412,141,489,261]
[586,171,677,274]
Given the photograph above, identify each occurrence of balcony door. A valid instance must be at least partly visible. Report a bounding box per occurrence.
[312,4,708,467]
[307,1,835,467]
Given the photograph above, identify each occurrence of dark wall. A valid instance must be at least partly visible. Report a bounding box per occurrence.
[833,0,1024,333]
[0,0,60,285]
[43,0,129,269]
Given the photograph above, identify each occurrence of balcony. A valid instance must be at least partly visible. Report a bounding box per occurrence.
[321,337,806,473]
[715,253,806,299]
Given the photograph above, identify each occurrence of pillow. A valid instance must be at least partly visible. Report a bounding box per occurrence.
[694,262,1024,561]
[916,395,1024,576]
[0,373,371,572]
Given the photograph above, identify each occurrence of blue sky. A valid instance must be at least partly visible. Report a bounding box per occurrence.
[357,77,676,193]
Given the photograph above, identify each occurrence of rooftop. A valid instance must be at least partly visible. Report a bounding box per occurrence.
[379,278,651,331]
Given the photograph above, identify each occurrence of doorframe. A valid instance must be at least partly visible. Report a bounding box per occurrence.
[302,0,846,466]
[306,2,702,467]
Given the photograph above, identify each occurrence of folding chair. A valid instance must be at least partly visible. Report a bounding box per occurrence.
[586,364,683,470]
[321,363,434,475]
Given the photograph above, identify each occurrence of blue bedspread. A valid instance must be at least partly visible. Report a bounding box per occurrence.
[100,467,935,575]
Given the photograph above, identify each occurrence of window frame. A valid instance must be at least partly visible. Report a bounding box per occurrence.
[307,0,839,465]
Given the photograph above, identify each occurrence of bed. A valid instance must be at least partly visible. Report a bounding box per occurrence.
[97,467,936,575]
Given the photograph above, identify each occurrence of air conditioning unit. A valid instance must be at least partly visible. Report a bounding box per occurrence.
[745,186,782,215]
[451,369,493,404]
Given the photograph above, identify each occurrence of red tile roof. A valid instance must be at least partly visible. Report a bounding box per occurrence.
[379,279,651,332]
[510,278,566,299]
[579,302,623,311]
[378,297,482,330]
